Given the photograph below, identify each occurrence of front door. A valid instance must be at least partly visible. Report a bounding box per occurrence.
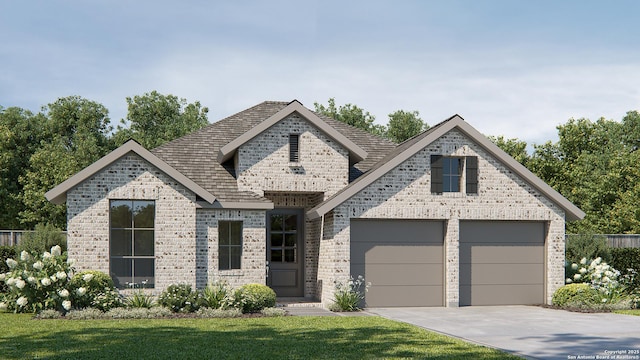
[267,209,304,297]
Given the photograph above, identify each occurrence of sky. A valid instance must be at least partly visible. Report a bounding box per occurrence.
[1,0,639,145]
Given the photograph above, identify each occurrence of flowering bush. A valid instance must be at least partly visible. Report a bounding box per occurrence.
[562,257,632,308]
[158,284,199,313]
[0,246,74,313]
[69,270,122,311]
[330,275,371,312]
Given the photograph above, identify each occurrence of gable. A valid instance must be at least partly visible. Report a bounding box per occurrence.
[308,115,585,221]
[217,100,367,164]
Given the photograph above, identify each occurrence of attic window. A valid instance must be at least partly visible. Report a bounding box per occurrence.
[289,134,300,162]
[431,155,478,194]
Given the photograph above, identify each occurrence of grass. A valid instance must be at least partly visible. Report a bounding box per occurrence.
[0,313,519,359]
[615,309,640,316]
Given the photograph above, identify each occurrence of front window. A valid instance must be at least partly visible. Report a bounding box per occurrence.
[219,221,242,270]
[110,200,155,289]
[442,157,462,192]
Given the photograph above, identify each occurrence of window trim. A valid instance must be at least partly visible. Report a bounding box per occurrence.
[218,220,243,270]
[431,155,478,194]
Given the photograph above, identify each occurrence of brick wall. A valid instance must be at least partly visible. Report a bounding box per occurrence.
[322,129,566,306]
[67,154,197,294]
[236,114,349,199]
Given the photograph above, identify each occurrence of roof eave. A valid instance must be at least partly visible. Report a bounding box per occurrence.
[45,140,217,205]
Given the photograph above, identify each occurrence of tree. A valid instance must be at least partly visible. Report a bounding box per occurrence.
[386,110,428,143]
[113,91,209,149]
[314,98,378,135]
[0,107,46,228]
[19,96,113,229]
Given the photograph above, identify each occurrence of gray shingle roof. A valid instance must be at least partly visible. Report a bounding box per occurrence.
[151,101,396,203]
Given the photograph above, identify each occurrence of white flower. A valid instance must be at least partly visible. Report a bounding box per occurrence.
[62,300,71,311]
[66,258,75,266]
[604,270,613,277]
[50,275,58,283]
[15,279,26,289]
[580,257,587,265]
[27,276,36,284]
[0,302,6,310]
[56,271,67,280]
[573,274,582,280]
[32,261,43,270]
[571,263,578,270]
[20,251,30,261]
[43,252,52,260]
[602,298,608,303]
[58,289,70,298]
[82,273,94,282]
[6,259,17,269]
[602,276,610,283]
[566,278,573,284]
[41,277,51,286]
[76,287,87,296]
[594,257,602,265]
[51,245,62,257]
[579,268,587,274]
[16,296,28,307]
[6,277,16,286]
[0,273,5,281]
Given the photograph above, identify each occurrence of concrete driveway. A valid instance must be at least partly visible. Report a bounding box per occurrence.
[368,306,640,360]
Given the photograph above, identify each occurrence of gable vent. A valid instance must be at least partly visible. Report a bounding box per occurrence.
[289,134,300,162]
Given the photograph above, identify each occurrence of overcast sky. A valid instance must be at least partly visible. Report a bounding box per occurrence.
[1,0,639,145]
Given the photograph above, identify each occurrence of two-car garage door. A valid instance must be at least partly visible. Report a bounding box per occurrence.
[350,219,545,307]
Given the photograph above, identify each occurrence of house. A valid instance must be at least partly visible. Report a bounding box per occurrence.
[45,100,585,307]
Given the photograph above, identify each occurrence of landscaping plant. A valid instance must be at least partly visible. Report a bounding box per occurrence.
[330,275,370,312]
[158,284,199,313]
[69,270,123,311]
[0,245,74,313]
[238,283,276,313]
[17,223,67,256]
[198,281,232,309]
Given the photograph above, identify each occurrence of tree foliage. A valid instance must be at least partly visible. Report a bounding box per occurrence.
[113,91,209,149]
[386,110,428,143]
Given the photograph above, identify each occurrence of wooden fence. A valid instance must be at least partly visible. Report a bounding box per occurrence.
[0,230,67,247]
[566,234,640,248]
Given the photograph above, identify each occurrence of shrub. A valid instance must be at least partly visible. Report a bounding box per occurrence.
[0,245,74,313]
[35,309,63,319]
[260,307,287,317]
[565,234,611,265]
[238,283,276,313]
[552,283,601,307]
[65,308,104,320]
[0,246,16,293]
[69,270,120,310]
[195,307,243,318]
[126,291,155,309]
[199,281,232,309]
[17,224,67,256]
[611,248,640,291]
[158,284,199,313]
[330,275,370,312]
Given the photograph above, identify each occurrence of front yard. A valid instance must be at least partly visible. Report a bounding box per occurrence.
[0,313,518,359]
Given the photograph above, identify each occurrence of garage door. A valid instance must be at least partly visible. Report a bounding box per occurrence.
[350,219,444,307]
[459,221,545,306]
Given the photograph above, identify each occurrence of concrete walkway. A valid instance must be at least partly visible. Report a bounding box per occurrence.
[368,306,640,360]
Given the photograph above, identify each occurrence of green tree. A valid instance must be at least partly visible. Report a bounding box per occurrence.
[489,136,530,167]
[0,107,47,228]
[386,110,428,143]
[19,96,113,229]
[314,98,378,135]
[113,91,209,149]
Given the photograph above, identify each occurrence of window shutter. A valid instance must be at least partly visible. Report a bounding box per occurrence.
[466,156,478,194]
[431,155,443,193]
[289,134,299,162]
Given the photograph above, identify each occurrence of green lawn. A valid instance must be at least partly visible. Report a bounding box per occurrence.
[615,309,640,316]
[0,313,519,359]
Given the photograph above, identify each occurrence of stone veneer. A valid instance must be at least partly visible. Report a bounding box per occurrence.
[236,114,349,198]
[320,129,566,306]
[67,154,197,294]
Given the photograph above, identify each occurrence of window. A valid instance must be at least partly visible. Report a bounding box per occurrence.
[110,200,155,289]
[289,134,299,162]
[431,155,478,194]
[219,221,242,270]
